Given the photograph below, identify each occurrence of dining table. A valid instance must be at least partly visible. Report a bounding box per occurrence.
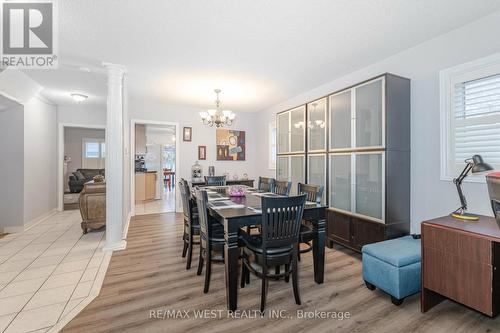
[193,185,327,311]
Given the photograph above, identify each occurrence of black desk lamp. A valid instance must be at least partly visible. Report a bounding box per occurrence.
[451,154,493,221]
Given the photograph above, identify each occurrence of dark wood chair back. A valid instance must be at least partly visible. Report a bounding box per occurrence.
[179,179,194,223]
[205,176,226,186]
[274,180,292,196]
[195,189,211,240]
[297,183,324,204]
[258,177,275,192]
[261,194,307,250]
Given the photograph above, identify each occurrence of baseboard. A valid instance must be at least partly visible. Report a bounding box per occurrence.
[2,225,24,234]
[122,212,131,239]
[102,240,127,252]
[3,208,57,234]
[24,208,58,231]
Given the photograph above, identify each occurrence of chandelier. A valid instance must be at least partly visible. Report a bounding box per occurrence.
[199,89,235,127]
[293,103,325,129]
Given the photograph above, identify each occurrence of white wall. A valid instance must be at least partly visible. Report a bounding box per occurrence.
[64,127,106,174]
[130,99,258,180]
[0,101,24,232]
[255,11,500,232]
[57,105,106,126]
[129,98,258,211]
[23,97,58,227]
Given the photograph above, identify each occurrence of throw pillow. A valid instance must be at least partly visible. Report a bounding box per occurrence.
[73,171,85,180]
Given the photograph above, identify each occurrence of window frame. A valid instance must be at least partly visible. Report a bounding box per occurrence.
[440,53,500,183]
[82,138,106,158]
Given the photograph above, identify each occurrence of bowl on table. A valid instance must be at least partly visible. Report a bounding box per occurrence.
[228,185,246,197]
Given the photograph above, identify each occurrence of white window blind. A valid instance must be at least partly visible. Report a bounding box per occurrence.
[453,73,500,169]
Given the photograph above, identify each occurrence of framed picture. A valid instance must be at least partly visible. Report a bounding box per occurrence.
[198,146,206,160]
[216,129,245,161]
[183,127,192,141]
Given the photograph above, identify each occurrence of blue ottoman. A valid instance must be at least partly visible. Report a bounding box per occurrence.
[362,236,421,305]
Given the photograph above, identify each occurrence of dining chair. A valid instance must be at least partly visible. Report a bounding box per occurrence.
[273,180,292,196]
[297,183,324,260]
[240,194,307,312]
[258,177,275,192]
[195,189,226,293]
[179,179,200,270]
[204,176,226,186]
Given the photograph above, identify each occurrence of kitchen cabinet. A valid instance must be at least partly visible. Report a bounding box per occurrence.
[135,171,157,202]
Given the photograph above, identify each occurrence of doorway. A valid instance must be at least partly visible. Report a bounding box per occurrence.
[133,122,178,215]
[59,125,106,211]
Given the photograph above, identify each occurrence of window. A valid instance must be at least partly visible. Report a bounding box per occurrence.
[441,54,500,181]
[269,122,277,169]
[101,142,106,158]
[85,142,100,158]
[82,138,106,169]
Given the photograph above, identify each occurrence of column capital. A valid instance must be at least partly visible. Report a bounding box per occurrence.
[102,62,127,76]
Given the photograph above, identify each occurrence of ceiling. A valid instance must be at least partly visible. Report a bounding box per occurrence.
[24,0,500,111]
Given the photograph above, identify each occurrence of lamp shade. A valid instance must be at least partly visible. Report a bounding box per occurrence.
[471,155,494,173]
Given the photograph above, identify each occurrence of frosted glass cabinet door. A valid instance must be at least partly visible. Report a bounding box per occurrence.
[329,154,351,212]
[277,156,289,181]
[355,79,383,148]
[308,154,326,203]
[277,112,289,153]
[290,106,306,152]
[355,153,383,220]
[330,90,352,150]
[308,98,327,151]
[290,155,305,195]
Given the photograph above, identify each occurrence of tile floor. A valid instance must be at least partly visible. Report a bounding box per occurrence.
[135,186,175,215]
[0,210,111,333]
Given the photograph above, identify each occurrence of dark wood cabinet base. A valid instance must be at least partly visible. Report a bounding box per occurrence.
[326,209,409,252]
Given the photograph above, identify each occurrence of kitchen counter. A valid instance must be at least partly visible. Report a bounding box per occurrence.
[135,172,157,202]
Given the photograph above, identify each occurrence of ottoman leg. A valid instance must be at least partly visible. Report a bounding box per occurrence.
[391,296,404,306]
[365,281,376,291]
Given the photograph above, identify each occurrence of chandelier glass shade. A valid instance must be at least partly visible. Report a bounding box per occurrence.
[199,89,235,127]
[293,103,325,129]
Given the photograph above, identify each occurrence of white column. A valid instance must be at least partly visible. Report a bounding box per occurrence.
[103,62,127,251]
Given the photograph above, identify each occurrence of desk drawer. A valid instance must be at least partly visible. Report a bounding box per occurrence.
[422,224,491,264]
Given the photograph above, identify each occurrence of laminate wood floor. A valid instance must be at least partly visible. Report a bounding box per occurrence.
[62,213,500,333]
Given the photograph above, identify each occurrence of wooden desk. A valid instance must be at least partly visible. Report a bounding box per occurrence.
[421,215,500,317]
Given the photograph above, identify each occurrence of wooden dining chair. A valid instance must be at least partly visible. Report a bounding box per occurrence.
[195,189,226,293]
[258,177,275,192]
[240,194,307,312]
[297,183,324,260]
[274,180,292,196]
[179,179,200,270]
[204,176,226,186]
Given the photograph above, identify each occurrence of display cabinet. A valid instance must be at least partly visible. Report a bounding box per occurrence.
[277,73,410,252]
[327,74,410,251]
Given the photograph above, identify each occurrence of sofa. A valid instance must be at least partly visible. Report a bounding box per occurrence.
[69,169,105,193]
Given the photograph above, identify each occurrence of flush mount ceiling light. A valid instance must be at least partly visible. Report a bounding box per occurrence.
[199,89,235,127]
[71,93,88,103]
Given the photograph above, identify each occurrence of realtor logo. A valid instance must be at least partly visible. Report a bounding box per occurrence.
[1,1,58,69]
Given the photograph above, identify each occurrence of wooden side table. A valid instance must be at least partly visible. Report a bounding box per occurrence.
[421,215,500,317]
[79,181,106,234]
